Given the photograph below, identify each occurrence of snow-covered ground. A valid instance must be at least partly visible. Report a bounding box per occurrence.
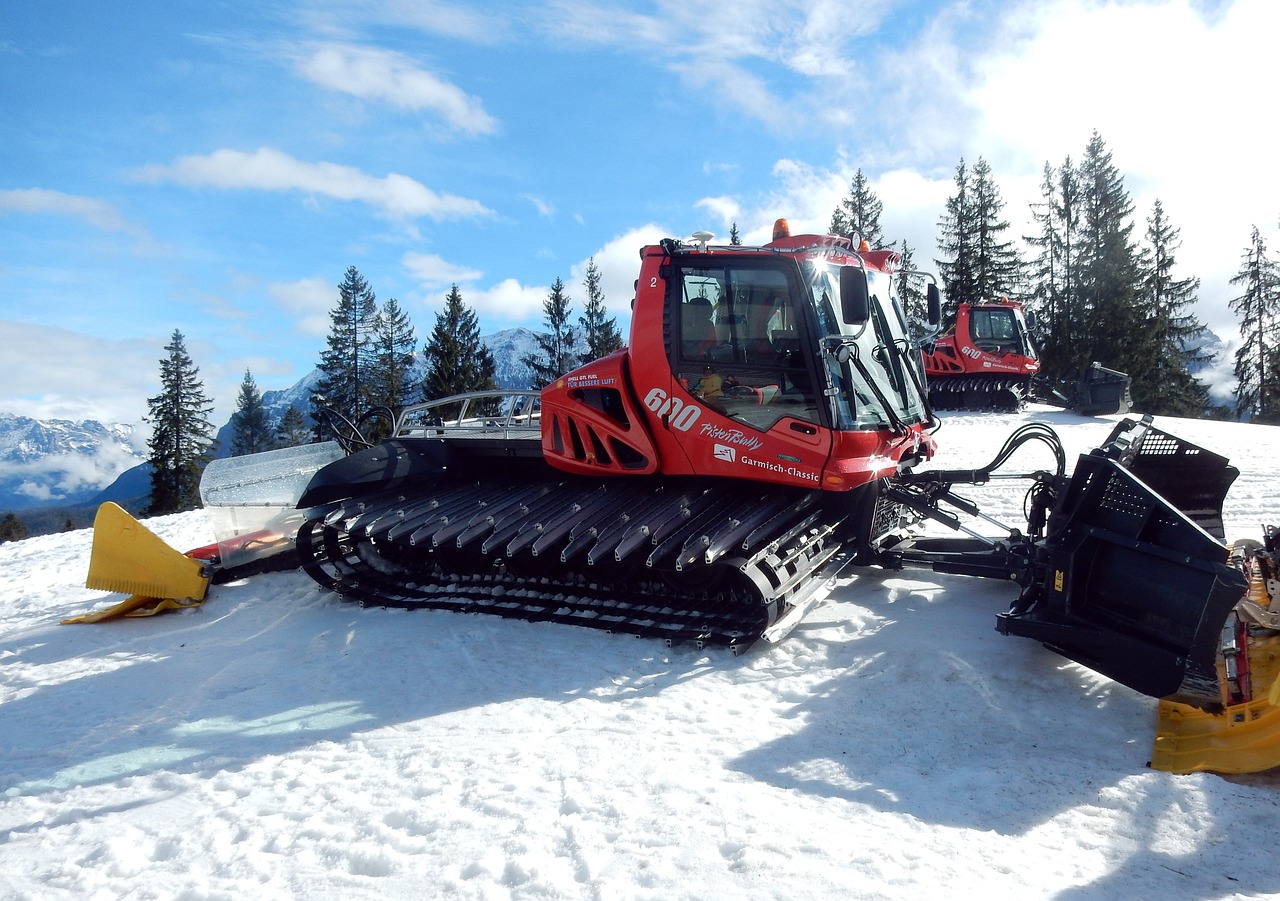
[2,408,1278,900]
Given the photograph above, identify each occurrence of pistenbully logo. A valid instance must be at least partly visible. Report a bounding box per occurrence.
[713,444,736,462]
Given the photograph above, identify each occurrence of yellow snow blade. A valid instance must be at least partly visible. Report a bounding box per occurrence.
[69,502,209,624]
[61,593,203,624]
[1150,633,1280,775]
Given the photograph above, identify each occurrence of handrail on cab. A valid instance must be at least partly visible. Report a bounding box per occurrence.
[394,390,543,440]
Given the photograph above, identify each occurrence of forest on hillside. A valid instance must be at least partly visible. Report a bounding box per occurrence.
[7,131,1279,535]
[831,132,1276,423]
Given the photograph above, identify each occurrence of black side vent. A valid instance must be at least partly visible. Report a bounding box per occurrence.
[568,419,586,460]
[609,438,649,470]
[575,387,631,428]
[587,425,611,465]
[551,414,564,454]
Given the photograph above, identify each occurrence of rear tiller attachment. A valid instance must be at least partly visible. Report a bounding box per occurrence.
[881,416,1248,711]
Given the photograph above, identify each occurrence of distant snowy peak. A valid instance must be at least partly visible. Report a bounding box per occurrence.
[0,414,144,512]
[1181,326,1224,373]
[0,414,137,463]
[260,371,320,421]
[484,327,543,389]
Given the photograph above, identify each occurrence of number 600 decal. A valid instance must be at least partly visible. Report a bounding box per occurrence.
[643,387,702,431]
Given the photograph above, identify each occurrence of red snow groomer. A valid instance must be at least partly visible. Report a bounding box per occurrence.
[922,297,1041,411]
[922,297,1131,416]
[82,219,1275,770]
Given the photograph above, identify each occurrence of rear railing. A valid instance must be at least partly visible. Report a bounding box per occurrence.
[394,391,542,440]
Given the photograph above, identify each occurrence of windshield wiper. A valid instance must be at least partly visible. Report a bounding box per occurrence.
[885,337,939,431]
[824,337,908,436]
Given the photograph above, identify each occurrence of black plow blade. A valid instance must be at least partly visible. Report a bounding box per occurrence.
[998,422,1247,710]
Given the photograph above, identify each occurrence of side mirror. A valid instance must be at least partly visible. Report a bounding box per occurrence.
[839,267,870,325]
[1024,309,1039,332]
[926,284,942,327]
[824,336,854,364]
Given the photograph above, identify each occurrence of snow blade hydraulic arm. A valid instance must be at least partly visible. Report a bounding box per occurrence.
[880,417,1247,710]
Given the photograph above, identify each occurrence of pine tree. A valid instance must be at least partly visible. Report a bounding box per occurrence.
[368,295,418,422]
[421,284,498,413]
[1024,135,1154,391]
[522,277,577,386]
[1024,158,1083,385]
[894,241,927,327]
[729,222,741,245]
[1230,225,1280,421]
[578,258,624,365]
[312,266,378,439]
[1074,132,1152,392]
[969,158,1023,301]
[276,406,311,447]
[1139,200,1209,416]
[829,169,884,247]
[146,329,215,515]
[230,369,275,456]
[936,157,1022,322]
[936,158,978,315]
[0,512,28,542]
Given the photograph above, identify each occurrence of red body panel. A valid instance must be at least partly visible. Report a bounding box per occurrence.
[542,239,936,491]
[540,350,660,476]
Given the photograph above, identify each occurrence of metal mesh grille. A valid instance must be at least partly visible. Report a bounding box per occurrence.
[1135,430,1201,459]
[1098,472,1148,520]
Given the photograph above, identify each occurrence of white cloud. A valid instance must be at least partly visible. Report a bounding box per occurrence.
[296,0,503,43]
[550,0,891,70]
[465,278,552,323]
[135,148,493,221]
[0,323,282,438]
[568,224,669,327]
[295,43,497,135]
[221,356,298,386]
[701,157,848,245]
[702,0,1280,335]
[0,322,158,427]
[0,188,149,240]
[694,160,955,263]
[523,194,555,218]
[402,252,485,291]
[544,0,895,132]
[1199,337,1240,406]
[0,443,143,500]
[399,251,548,324]
[873,168,958,261]
[959,0,1280,336]
[406,225,668,331]
[702,161,741,177]
[268,278,335,338]
[694,196,742,231]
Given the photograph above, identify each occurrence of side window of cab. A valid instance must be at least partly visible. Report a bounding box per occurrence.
[671,264,822,431]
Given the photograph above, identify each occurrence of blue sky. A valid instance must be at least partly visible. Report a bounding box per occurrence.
[2,0,1276,430]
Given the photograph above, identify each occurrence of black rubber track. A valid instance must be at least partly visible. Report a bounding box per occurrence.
[294,472,863,651]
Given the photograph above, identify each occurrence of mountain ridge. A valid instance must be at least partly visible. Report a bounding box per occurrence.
[1,328,546,524]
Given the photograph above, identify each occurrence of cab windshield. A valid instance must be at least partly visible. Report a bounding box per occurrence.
[808,263,927,430]
[669,257,927,434]
[970,307,1036,358]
